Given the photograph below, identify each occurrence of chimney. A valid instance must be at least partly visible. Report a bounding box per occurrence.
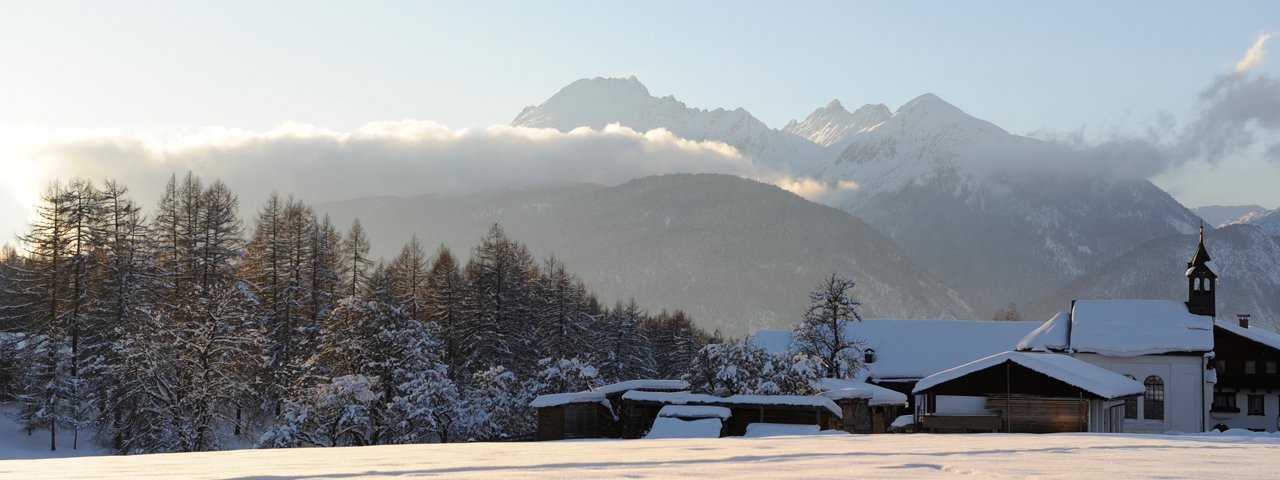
[1238,314,1251,329]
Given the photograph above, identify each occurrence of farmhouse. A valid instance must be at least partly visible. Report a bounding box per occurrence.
[1210,317,1280,431]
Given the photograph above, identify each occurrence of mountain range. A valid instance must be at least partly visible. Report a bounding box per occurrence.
[318,76,1276,335]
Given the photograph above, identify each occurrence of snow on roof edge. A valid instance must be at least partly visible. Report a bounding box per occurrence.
[621,390,841,416]
[912,351,1144,400]
[530,391,609,408]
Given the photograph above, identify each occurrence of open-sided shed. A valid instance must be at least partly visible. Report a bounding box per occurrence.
[913,351,1144,433]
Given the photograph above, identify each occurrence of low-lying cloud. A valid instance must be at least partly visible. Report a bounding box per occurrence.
[0,122,773,237]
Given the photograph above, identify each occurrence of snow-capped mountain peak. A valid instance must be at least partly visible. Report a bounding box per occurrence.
[513,76,825,171]
[1225,207,1280,236]
[783,99,891,148]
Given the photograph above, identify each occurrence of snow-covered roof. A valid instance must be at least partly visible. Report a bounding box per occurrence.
[1069,300,1213,356]
[752,319,1041,381]
[529,391,608,409]
[1016,311,1070,352]
[1215,320,1280,351]
[592,379,689,395]
[816,378,908,406]
[913,351,1145,400]
[644,417,722,439]
[658,405,732,420]
[620,390,841,416]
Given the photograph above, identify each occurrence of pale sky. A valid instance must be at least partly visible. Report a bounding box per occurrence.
[1,1,1279,238]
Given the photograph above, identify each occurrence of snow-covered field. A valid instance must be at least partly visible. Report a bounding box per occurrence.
[3,432,1279,479]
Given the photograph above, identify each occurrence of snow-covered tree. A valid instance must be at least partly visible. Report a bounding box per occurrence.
[260,374,380,448]
[599,300,657,382]
[464,366,534,441]
[792,273,865,379]
[530,357,600,395]
[685,339,820,396]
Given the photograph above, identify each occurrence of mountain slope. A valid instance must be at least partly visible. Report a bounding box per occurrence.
[1028,224,1280,331]
[1224,207,1280,236]
[783,100,891,149]
[807,93,1203,316]
[511,76,826,171]
[1193,204,1266,227]
[316,174,972,336]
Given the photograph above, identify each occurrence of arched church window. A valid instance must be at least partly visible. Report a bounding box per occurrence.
[1206,280,1212,292]
[1144,376,1165,420]
[1124,375,1138,419]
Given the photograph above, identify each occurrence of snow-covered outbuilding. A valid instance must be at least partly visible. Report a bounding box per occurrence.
[619,391,843,438]
[530,379,689,441]
[817,378,908,433]
[912,351,1144,433]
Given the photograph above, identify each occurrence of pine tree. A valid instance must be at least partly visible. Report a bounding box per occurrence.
[85,181,158,454]
[792,273,865,379]
[387,236,429,325]
[425,246,465,380]
[599,299,657,382]
[1,181,76,451]
[531,256,595,363]
[460,225,537,376]
[340,219,372,299]
[641,309,710,379]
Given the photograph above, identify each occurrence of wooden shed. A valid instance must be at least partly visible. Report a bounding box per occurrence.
[912,351,1144,433]
[530,379,690,441]
[818,378,910,434]
[619,391,843,438]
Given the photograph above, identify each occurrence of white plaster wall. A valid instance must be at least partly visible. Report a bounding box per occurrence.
[1209,392,1280,432]
[1075,353,1206,433]
[934,395,991,415]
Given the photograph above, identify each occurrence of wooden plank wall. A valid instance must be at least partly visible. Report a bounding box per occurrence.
[985,394,1088,433]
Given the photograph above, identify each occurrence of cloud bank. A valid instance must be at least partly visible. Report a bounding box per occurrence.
[1,122,777,237]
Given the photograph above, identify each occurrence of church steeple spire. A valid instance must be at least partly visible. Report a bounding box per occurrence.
[1186,223,1217,317]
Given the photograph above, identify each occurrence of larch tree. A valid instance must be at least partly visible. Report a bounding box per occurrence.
[791,272,865,380]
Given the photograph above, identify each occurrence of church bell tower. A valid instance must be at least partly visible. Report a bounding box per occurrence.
[1185,224,1217,317]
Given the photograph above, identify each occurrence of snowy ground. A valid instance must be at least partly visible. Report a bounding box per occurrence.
[3,432,1280,479]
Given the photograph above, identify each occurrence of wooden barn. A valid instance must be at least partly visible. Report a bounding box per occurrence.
[530,380,689,441]
[618,391,843,438]
[912,351,1144,433]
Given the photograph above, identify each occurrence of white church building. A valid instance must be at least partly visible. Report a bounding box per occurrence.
[756,226,1246,434]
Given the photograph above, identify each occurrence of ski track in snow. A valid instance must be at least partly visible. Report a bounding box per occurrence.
[2,432,1278,479]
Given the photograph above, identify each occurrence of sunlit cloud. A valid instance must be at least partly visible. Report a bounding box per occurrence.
[0,121,787,239]
[1234,32,1273,74]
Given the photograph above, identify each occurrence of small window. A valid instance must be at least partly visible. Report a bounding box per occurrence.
[1248,394,1266,416]
[1213,392,1238,411]
[1268,361,1277,375]
[1195,278,1202,290]
[1124,375,1138,419]
[1246,361,1257,375]
[1216,360,1226,372]
[1206,280,1212,292]
[1144,376,1165,420]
